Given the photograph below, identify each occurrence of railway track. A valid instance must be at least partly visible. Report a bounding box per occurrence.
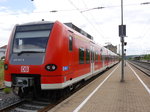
[0,88,23,112]
[0,89,81,112]
[0,89,59,112]
[8,100,53,112]
[128,60,150,76]
[0,99,25,112]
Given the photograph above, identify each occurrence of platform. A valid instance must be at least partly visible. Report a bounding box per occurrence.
[49,62,150,112]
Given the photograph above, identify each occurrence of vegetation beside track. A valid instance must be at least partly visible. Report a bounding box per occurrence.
[128,54,150,61]
[142,54,150,61]
[0,60,4,88]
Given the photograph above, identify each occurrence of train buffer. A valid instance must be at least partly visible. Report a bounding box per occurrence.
[49,62,150,112]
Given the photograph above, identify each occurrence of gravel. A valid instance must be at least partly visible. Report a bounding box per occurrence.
[0,90,21,110]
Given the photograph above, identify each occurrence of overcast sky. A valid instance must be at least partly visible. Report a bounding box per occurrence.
[0,0,150,55]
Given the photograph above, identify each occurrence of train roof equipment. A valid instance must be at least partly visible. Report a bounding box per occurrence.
[64,23,93,40]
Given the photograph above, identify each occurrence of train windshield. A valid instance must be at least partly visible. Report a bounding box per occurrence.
[13,30,50,53]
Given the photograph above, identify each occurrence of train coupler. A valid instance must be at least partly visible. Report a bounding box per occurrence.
[12,77,34,88]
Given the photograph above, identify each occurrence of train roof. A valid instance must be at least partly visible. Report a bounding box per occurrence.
[15,21,93,40]
[64,23,93,40]
[16,21,93,41]
[18,21,54,26]
[15,21,54,32]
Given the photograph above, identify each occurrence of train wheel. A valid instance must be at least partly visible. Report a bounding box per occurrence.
[50,91,60,103]
[46,90,64,103]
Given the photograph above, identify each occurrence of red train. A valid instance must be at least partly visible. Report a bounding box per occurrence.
[4,21,118,98]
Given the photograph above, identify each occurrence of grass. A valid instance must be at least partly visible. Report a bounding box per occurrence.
[0,60,4,88]
[3,88,11,94]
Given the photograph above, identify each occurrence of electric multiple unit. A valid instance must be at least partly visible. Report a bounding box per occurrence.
[4,21,118,96]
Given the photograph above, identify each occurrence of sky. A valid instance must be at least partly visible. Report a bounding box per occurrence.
[0,0,150,55]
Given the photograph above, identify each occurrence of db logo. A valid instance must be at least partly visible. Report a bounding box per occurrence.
[21,66,29,73]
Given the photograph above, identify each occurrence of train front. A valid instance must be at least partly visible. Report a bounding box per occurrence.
[4,22,55,96]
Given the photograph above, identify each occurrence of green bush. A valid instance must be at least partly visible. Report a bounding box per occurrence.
[0,60,4,87]
[143,54,150,60]
[3,88,11,94]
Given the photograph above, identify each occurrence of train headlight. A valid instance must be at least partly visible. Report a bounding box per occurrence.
[45,64,57,71]
[4,64,8,70]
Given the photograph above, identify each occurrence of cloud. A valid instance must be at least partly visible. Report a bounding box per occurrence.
[0,0,7,2]
[0,9,35,46]
[0,0,150,55]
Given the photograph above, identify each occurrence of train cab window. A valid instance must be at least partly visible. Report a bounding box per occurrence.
[79,48,84,64]
[13,30,50,53]
[86,49,90,63]
[69,36,73,51]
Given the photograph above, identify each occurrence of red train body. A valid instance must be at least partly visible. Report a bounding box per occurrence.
[4,21,118,93]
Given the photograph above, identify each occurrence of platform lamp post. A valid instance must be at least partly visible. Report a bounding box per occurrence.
[119,0,126,82]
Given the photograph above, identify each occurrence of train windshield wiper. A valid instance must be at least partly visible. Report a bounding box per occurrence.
[17,51,44,56]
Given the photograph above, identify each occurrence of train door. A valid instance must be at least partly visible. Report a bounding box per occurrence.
[101,49,105,68]
[106,51,109,67]
[90,46,94,74]
[102,55,104,68]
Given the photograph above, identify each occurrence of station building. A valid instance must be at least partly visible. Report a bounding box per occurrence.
[104,44,117,54]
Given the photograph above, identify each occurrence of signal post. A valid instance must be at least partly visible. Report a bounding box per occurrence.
[119,0,126,82]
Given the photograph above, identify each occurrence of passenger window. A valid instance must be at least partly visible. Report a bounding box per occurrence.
[79,48,84,64]
[95,52,98,61]
[86,49,90,63]
[102,55,105,61]
[69,36,73,51]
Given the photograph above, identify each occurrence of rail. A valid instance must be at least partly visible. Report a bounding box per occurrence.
[128,60,150,76]
[0,99,25,112]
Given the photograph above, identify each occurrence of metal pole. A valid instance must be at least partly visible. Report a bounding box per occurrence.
[121,0,123,25]
[121,0,124,82]
[121,37,124,82]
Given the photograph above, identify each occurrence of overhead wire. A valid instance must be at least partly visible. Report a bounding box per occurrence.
[80,2,150,12]
[1,0,150,41]
[0,2,149,16]
[80,0,107,39]
[67,0,105,39]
